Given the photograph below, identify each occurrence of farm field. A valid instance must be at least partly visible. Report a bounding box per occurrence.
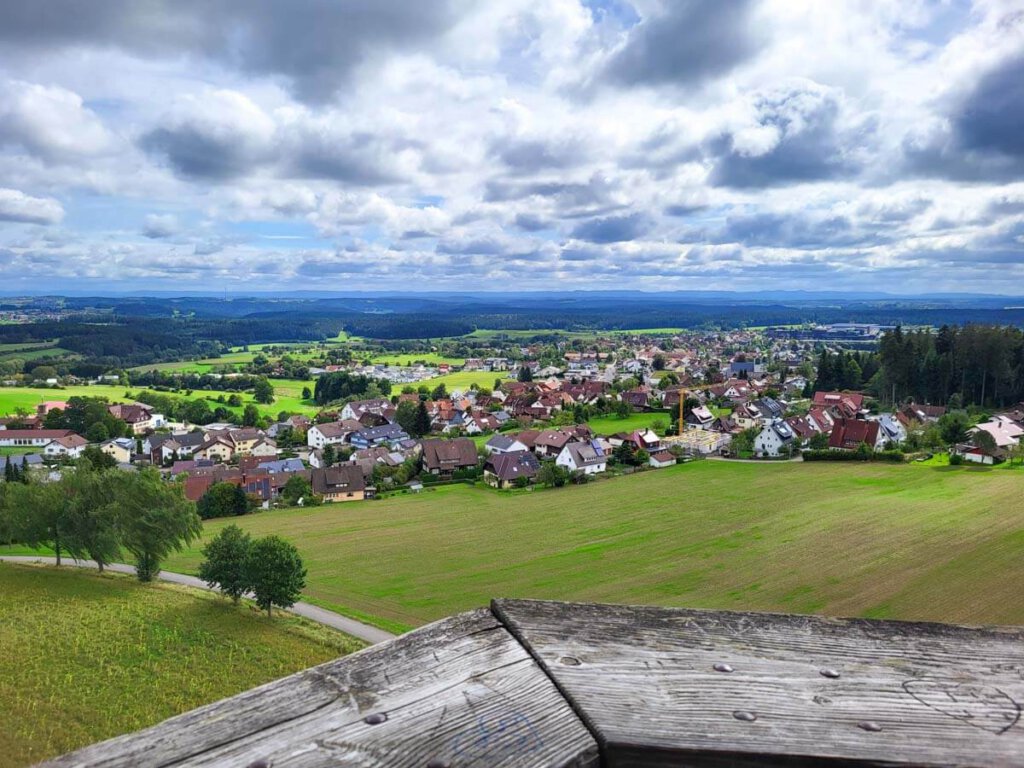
[368,352,465,366]
[147,460,1024,633]
[0,564,363,768]
[419,369,508,392]
[0,383,318,419]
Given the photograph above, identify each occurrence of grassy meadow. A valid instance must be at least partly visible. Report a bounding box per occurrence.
[586,411,672,435]
[0,564,363,768]
[112,459,1024,633]
[0,381,319,420]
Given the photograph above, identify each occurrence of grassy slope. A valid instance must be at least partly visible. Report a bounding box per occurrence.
[153,461,1024,631]
[0,383,318,419]
[0,564,363,768]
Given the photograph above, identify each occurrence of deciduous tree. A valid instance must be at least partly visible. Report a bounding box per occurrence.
[245,535,306,618]
[198,524,252,605]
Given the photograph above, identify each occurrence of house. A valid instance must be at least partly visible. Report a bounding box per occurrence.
[108,403,156,434]
[36,401,69,416]
[969,416,1024,450]
[898,402,946,427]
[483,450,541,488]
[310,465,366,502]
[684,405,715,430]
[340,399,395,423]
[812,391,865,419]
[100,437,135,464]
[556,440,607,475]
[754,420,797,457]
[194,436,235,463]
[169,458,216,477]
[874,413,907,446]
[0,429,77,448]
[828,418,884,451]
[485,434,529,455]
[730,403,761,430]
[648,450,677,468]
[349,424,410,450]
[256,458,306,474]
[751,397,785,423]
[952,442,1001,465]
[624,429,661,453]
[44,433,89,458]
[306,420,363,449]
[222,428,262,456]
[620,389,649,411]
[146,431,206,464]
[784,414,825,444]
[421,438,478,477]
[533,429,575,457]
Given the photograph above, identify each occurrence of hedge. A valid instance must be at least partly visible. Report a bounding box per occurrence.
[802,449,906,463]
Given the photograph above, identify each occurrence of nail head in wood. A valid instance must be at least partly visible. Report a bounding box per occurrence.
[713,663,734,673]
[560,656,582,666]
[733,710,757,722]
[819,668,841,679]
[858,721,883,732]
[363,712,388,725]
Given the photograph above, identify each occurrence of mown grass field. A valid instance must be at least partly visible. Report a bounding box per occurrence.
[147,460,1024,633]
[586,411,672,435]
[0,564,363,768]
[0,382,319,419]
[368,352,465,366]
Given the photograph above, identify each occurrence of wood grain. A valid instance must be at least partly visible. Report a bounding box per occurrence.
[493,599,1024,767]
[40,608,599,768]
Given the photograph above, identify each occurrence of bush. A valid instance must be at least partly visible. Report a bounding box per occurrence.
[802,449,905,463]
[949,452,964,465]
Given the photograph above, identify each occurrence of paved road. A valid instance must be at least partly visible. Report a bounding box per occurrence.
[0,555,396,645]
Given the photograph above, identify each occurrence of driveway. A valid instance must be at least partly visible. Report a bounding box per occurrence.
[0,555,396,645]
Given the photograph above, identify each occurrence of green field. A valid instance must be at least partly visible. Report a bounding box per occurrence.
[420,370,508,392]
[131,461,1024,633]
[368,352,465,366]
[0,564,363,767]
[586,411,672,435]
[0,383,318,420]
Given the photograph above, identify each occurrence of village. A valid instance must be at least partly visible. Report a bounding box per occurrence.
[3,327,1022,513]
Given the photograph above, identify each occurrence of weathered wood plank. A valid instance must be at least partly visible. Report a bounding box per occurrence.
[40,609,599,768]
[493,599,1024,767]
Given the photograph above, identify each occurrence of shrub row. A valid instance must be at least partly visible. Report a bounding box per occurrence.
[802,449,905,463]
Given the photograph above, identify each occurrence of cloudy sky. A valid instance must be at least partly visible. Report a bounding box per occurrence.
[1,0,1023,294]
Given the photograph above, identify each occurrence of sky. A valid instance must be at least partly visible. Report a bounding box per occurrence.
[0,0,1023,295]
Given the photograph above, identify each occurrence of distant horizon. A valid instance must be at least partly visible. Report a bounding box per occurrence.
[4,288,1024,302]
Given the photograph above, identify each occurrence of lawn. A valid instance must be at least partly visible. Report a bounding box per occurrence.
[0,563,363,768]
[586,411,672,435]
[142,460,1024,633]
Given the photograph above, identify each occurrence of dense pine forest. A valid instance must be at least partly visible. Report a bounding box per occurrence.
[815,325,1024,408]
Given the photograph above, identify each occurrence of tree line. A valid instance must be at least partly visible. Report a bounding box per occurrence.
[813,324,1024,409]
[0,462,200,581]
[313,371,392,406]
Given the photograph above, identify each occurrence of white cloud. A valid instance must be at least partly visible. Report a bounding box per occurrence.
[0,188,64,224]
[0,0,1021,292]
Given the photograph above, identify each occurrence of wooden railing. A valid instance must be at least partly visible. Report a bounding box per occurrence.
[41,599,1024,767]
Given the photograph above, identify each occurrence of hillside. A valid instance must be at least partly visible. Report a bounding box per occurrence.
[0,564,364,768]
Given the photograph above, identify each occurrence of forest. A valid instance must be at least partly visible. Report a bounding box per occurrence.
[815,324,1024,408]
